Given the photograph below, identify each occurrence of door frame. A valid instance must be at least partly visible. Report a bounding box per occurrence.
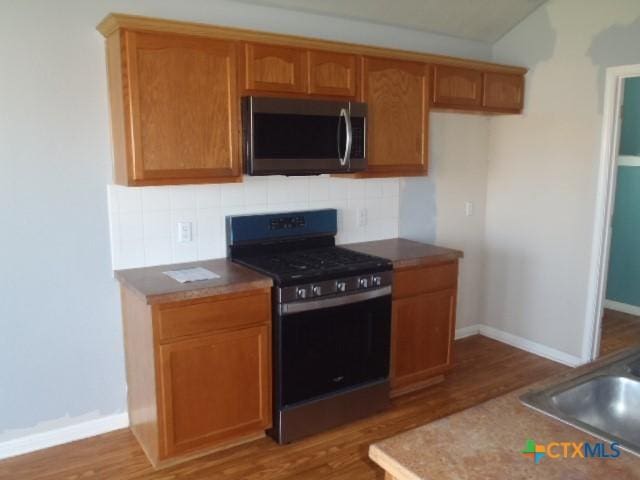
[582,64,640,362]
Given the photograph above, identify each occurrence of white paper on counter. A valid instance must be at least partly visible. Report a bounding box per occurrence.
[163,267,220,283]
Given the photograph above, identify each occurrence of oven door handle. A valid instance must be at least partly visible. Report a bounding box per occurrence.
[280,286,391,315]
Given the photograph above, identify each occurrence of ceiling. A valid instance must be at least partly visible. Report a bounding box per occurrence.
[236,0,548,43]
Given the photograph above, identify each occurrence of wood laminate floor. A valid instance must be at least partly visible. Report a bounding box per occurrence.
[3,315,639,480]
[599,308,640,356]
[0,335,567,480]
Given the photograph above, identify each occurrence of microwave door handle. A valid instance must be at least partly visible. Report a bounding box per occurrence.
[344,108,352,168]
[337,111,344,164]
[338,108,352,167]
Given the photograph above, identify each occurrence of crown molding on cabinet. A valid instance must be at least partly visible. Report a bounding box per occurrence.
[97,13,527,76]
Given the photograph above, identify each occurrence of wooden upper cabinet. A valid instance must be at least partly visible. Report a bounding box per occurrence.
[108,30,241,185]
[432,65,483,109]
[308,50,359,98]
[483,72,524,112]
[98,14,527,184]
[243,43,308,94]
[362,57,429,177]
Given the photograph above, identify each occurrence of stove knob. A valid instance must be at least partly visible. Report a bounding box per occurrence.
[336,281,347,293]
[312,285,322,297]
[359,277,369,289]
[296,287,308,300]
[372,275,382,287]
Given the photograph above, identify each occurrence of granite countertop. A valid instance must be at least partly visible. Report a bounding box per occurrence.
[115,258,273,304]
[344,238,463,269]
[369,350,640,480]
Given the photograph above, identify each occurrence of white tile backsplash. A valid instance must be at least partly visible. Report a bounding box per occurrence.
[195,185,221,210]
[141,186,170,212]
[107,176,401,270]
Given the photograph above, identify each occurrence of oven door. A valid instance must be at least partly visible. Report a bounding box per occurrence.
[243,96,366,175]
[276,287,391,408]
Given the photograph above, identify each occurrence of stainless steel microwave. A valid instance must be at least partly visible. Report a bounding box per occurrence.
[241,96,367,175]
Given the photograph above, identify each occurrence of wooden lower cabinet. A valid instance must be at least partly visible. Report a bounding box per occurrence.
[390,261,458,397]
[158,325,271,457]
[121,287,272,467]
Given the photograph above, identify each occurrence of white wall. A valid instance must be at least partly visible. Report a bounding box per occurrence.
[398,113,491,330]
[109,177,401,269]
[431,113,490,329]
[483,0,640,360]
[0,0,492,454]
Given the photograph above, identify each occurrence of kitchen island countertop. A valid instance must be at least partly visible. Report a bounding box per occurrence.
[368,349,640,479]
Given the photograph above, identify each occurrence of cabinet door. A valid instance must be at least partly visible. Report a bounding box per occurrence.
[243,43,307,93]
[363,57,429,176]
[122,31,240,184]
[483,72,524,112]
[158,325,271,457]
[308,50,359,98]
[391,289,456,394]
[432,65,483,108]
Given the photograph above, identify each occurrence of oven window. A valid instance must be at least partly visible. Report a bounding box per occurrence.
[278,295,391,407]
[253,113,344,159]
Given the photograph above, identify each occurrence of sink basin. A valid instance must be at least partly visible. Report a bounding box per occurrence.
[628,358,640,378]
[521,349,640,456]
[551,376,640,444]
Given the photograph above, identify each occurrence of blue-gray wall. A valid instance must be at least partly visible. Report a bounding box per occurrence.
[606,77,640,307]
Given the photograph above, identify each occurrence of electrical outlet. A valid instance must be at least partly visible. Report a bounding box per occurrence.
[357,208,368,228]
[465,201,474,217]
[177,221,193,243]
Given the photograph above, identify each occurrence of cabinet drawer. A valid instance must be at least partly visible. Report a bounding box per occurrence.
[393,261,458,299]
[156,289,271,341]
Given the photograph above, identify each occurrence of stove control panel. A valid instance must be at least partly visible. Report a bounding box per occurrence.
[270,215,306,231]
[278,270,393,304]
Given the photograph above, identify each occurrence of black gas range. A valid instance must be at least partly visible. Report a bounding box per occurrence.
[227,209,392,443]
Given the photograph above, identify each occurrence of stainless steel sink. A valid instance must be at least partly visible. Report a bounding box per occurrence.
[628,358,640,378]
[521,349,640,456]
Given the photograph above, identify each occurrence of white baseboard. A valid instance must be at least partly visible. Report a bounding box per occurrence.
[0,412,129,461]
[455,324,481,339]
[604,299,640,316]
[455,323,583,367]
[478,325,583,367]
